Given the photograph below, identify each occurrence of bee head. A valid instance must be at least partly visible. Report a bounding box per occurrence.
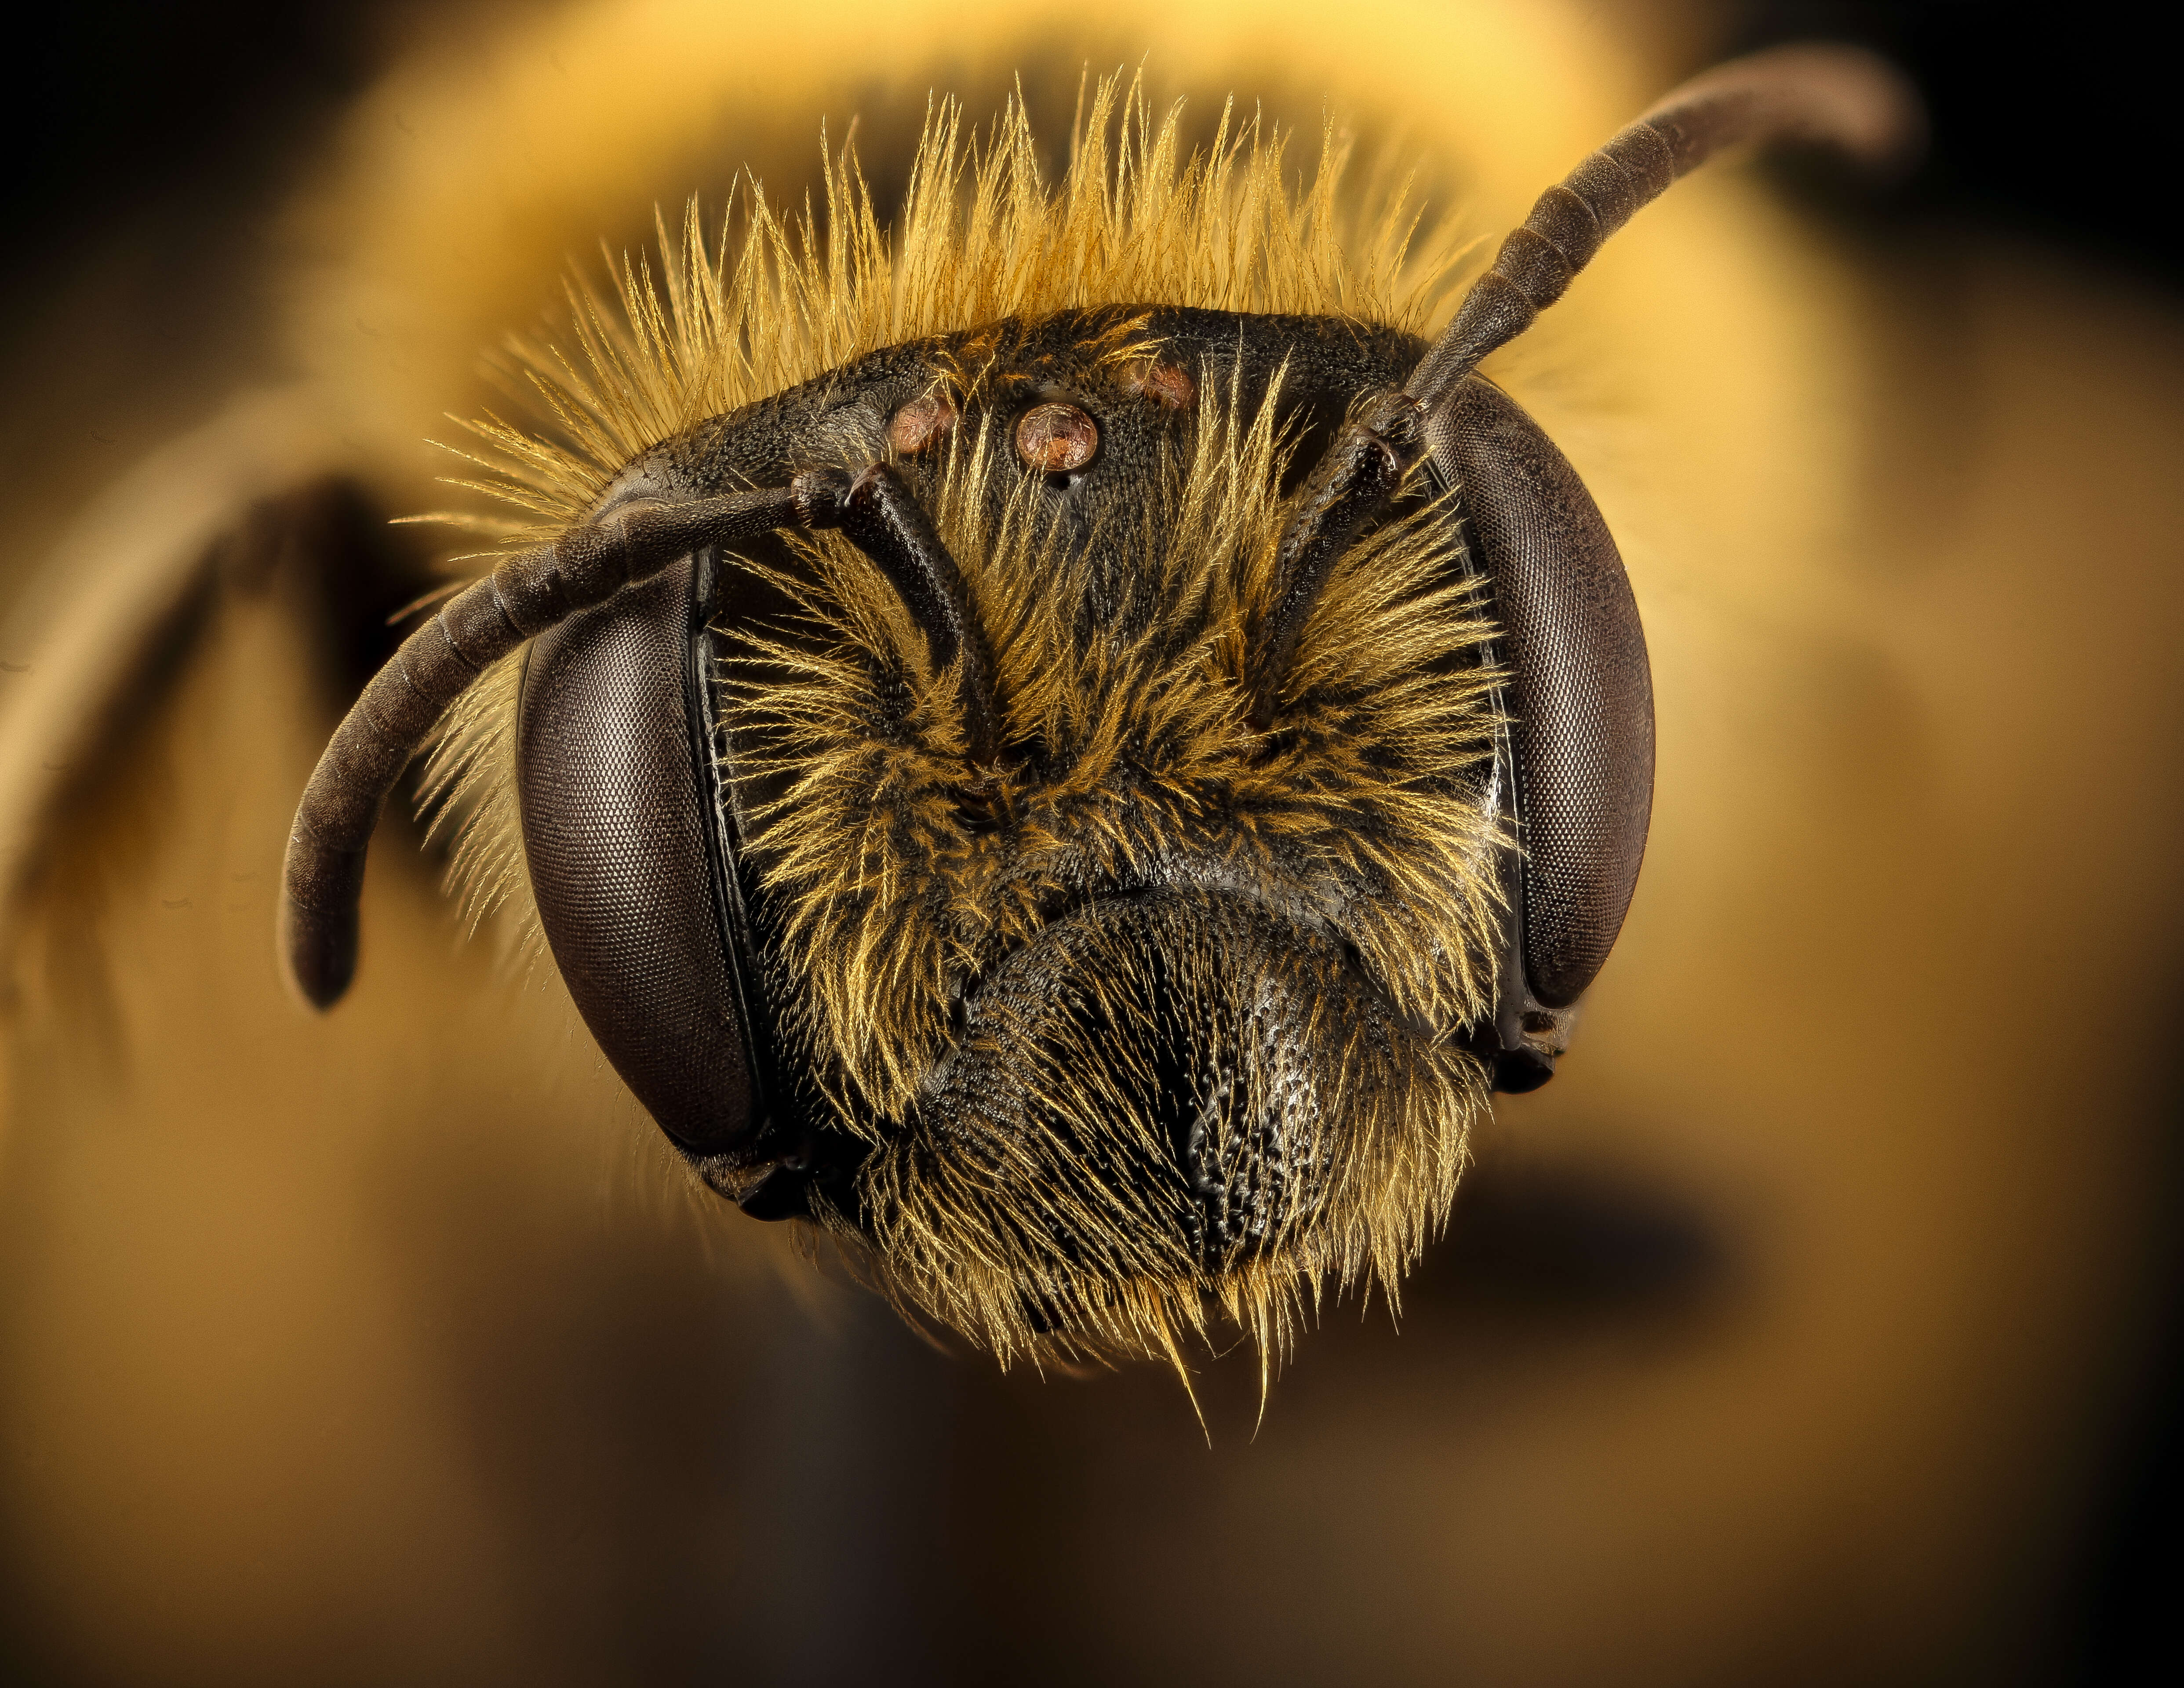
[285,51,1907,1365]
[627,310,1500,1360]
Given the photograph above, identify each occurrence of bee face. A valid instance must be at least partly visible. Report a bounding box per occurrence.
[283,50,1908,1365]
[542,307,1500,1357]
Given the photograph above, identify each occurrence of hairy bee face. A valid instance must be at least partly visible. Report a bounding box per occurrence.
[286,52,1897,1364]
[530,307,1502,1358]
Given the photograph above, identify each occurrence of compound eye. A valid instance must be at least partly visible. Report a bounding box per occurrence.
[519,562,760,1159]
[888,392,957,455]
[1015,402,1098,474]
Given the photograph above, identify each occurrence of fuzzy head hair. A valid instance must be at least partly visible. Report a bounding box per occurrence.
[421,77,1504,1368]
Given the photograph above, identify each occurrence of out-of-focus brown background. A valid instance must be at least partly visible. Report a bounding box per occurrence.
[1,2,2178,1684]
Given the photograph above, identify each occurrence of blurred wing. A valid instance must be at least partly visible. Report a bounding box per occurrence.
[0,392,340,955]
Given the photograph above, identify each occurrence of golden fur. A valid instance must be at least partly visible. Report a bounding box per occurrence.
[739,380,1501,1364]
[15,2,2184,1672]
[420,76,1462,978]
[420,76,1495,1367]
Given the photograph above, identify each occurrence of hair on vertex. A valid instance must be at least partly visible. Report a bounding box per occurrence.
[414,73,1495,1372]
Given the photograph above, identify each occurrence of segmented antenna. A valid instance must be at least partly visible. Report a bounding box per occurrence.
[287,44,1922,1006]
[1249,44,1920,718]
[1405,43,1921,411]
[281,484,817,1008]
[280,463,1008,1007]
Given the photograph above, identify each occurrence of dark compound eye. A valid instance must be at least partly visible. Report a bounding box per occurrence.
[888,392,957,455]
[1015,401,1098,474]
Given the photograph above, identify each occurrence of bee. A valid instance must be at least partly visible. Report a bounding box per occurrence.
[278,45,1914,1366]
[13,4,2184,1677]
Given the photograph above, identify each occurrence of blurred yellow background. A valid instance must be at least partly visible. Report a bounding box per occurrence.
[2,2,2178,1682]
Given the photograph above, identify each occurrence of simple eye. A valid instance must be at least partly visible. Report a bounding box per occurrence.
[1014,401,1098,473]
[888,392,956,455]
[1125,359,1196,411]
